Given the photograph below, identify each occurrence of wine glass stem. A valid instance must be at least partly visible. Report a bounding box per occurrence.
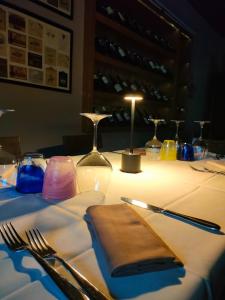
[175,123,179,140]
[153,122,157,139]
[93,122,98,152]
[199,125,203,140]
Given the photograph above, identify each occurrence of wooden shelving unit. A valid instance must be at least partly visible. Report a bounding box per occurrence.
[82,0,192,130]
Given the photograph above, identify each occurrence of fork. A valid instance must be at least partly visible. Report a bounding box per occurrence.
[0,223,87,300]
[203,167,225,175]
[190,165,225,175]
[26,228,109,300]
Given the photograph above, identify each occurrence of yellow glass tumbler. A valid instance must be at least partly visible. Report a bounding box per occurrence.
[160,140,177,160]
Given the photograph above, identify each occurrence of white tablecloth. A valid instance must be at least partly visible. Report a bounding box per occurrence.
[0,153,225,300]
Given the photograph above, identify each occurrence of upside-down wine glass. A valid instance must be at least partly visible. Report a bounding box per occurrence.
[76,113,112,198]
[171,119,184,145]
[0,109,16,186]
[193,120,210,160]
[145,119,164,160]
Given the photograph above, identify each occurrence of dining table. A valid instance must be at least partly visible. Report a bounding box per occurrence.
[0,152,225,300]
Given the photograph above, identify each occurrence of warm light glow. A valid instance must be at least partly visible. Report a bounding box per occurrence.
[132,199,148,209]
[124,94,143,101]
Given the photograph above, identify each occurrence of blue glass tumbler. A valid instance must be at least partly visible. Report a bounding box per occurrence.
[16,153,46,193]
[177,143,194,161]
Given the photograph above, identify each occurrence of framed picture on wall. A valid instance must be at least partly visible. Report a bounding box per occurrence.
[0,1,73,93]
[30,0,73,19]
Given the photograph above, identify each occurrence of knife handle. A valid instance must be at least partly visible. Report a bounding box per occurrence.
[29,249,86,300]
[163,210,221,231]
[56,255,109,300]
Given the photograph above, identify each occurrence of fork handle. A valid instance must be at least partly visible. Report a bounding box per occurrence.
[29,249,86,300]
[56,255,109,300]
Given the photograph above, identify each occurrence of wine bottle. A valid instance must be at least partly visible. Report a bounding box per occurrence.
[95,37,109,54]
[121,107,131,124]
[127,17,144,36]
[154,88,162,101]
[115,10,128,27]
[145,29,152,41]
[160,64,168,76]
[137,107,149,125]
[148,58,156,72]
[98,72,113,92]
[113,107,125,124]
[112,75,124,94]
[94,72,100,90]
[108,40,119,59]
[120,77,129,93]
[130,81,139,92]
[126,49,138,65]
[97,4,116,20]
[137,81,148,95]
[162,94,169,102]
[116,44,128,62]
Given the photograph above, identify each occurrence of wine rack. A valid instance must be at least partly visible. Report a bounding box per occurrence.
[82,0,192,130]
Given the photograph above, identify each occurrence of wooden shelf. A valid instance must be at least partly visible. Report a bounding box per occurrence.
[96,12,176,58]
[95,52,173,83]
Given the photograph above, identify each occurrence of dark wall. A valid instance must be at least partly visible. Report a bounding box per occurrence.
[0,0,85,153]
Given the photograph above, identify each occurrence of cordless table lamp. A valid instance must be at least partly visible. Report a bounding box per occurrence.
[121,93,143,173]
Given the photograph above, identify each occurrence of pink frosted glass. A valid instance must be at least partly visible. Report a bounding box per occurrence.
[42,156,76,201]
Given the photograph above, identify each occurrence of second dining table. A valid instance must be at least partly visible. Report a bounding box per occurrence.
[0,152,225,300]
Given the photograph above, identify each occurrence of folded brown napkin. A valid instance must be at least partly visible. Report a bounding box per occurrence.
[86,204,183,277]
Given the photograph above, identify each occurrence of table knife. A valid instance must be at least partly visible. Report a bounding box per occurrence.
[29,249,87,300]
[121,197,221,231]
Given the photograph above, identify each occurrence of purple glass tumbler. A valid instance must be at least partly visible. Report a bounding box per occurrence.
[42,156,76,201]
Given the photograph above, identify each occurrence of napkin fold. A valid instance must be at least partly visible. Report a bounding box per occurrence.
[206,160,225,171]
[86,204,182,277]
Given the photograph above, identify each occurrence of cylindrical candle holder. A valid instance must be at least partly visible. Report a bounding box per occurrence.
[121,152,141,173]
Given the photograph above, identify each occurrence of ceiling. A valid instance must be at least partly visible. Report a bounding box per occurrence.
[188,0,225,37]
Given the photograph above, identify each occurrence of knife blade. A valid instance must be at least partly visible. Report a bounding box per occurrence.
[121,197,221,231]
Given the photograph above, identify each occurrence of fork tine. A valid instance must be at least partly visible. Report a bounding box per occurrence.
[33,229,46,251]
[26,230,36,252]
[9,222,27,245]
[0,227,11,248]
[25,230,37,251]
[6,223,21,245]
[36,228,53,251]
[2,224,15,246]
[28,230,42,253]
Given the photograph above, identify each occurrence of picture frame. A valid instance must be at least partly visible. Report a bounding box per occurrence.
[30,0,73,19]
[0,1,73,93]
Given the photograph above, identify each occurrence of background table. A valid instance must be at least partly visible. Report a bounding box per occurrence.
[0,153,225,300]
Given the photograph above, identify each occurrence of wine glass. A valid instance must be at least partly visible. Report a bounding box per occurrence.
[145,118,164,160]
[0,109,16,186]
[171,120,184,145]
[193,120,210,160]
[76,113,112,197]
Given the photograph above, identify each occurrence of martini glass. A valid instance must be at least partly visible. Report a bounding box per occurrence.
[76,113,112,197]
[0,109,16,186]
[193,120,210,160]
[145,118,164,160]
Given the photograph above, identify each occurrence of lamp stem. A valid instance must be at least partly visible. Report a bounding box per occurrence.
[130,99,135,154]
